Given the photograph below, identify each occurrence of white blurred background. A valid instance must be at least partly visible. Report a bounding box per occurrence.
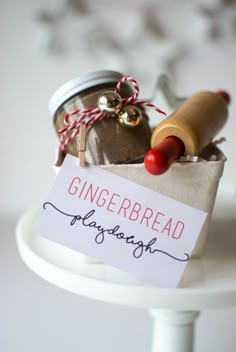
[1,0,236,351]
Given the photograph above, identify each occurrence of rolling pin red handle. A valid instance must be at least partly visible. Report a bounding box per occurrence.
[144,136,185,175]
[144,90,230,176]
[216,90,231,105]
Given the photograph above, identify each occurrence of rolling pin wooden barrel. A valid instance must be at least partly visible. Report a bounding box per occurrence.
[144,90,230,175]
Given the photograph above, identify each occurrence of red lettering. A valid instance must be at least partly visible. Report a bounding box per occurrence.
[96,189,109,207]
[128,202,142,221]
[68,177,81,195]
[140,207,153,227]
[107,193,121,213]
[84,184,99,203]
[172,221,185,239]
[161,218,172,236]
[151,212,165,232]
[79,181,87,198]
[118,198,131,218]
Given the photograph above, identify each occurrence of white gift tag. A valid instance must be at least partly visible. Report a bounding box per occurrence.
[34,154,207,288]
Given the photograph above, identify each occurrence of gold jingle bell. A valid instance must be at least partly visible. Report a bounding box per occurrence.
[118,105,143,127]
[97,91,122,114]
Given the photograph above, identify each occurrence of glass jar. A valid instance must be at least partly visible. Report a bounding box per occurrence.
[49,70,152,166]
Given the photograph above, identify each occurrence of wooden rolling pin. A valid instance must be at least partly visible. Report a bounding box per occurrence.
[144,90,230,175]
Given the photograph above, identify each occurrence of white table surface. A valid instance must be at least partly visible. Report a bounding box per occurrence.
[16,183,236,310]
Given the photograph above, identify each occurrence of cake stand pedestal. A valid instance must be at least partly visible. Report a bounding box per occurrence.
[16,183,236,352]
[150,310,200,352]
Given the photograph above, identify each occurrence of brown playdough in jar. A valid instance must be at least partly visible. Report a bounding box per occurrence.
[51,71,152,166]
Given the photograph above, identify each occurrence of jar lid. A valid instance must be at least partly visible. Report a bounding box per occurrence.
[49,70,124,118]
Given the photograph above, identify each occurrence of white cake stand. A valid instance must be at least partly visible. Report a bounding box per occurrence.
[15,183,236,352]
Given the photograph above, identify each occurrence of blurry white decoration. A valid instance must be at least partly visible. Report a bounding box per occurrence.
[35,0,235,94]
[35,0,187,90]
[198,0,236,41]
[35,0,89,53]
[83,8,185,88]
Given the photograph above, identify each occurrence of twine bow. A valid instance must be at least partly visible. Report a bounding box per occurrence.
[59,75,166,151]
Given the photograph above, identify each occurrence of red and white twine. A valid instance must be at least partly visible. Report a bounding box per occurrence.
[59,75,166,150]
